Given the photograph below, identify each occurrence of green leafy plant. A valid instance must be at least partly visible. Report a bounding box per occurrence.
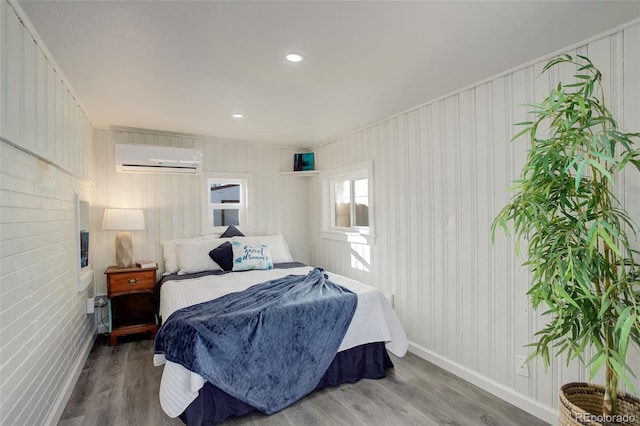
[492,54,640,416]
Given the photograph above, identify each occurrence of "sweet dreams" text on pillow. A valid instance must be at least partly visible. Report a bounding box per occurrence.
[231,242,274,271]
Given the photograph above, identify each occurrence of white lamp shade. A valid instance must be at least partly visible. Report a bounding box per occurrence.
[102,209,145,231]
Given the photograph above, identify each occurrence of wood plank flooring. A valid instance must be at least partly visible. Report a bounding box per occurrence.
[58,335,550,426]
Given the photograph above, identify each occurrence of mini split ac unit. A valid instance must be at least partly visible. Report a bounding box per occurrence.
[115,144,203,174]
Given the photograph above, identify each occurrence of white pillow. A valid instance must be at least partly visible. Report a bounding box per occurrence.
[231,241,274,271]
[160,234,219,274]
[230,234,293,263]
[175,238,225,275]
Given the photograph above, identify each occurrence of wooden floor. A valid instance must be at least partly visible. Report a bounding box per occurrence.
[59,335,549,426]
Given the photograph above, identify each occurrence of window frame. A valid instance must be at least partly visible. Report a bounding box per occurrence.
[320,161,374,245]
[202,172,251,235]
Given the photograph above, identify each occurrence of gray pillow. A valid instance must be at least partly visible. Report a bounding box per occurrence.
[208,241,233,271]
[220,225,245,238]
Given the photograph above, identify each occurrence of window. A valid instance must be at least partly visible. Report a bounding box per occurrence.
[333,178,369,228]
[321,161,374,244]
[210,183,241,227]
[202,173,250,234]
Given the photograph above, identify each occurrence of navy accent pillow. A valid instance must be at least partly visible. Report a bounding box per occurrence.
[209,242,233,271]
[220,225,245,238]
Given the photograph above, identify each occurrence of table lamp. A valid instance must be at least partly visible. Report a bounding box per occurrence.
[102,208,145,268]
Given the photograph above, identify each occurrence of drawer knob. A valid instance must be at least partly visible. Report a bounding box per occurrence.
[127,278,138,285]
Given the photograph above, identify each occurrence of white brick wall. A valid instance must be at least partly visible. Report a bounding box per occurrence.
[1,1,96,424]
[0,143,95,425]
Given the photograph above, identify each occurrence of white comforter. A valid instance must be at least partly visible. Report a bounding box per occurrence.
[154,266,408,418]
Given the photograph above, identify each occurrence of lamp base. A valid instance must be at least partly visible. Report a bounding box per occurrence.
[115,231,134,268]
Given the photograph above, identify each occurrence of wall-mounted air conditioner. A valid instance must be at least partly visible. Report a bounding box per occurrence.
[115,144,203,174]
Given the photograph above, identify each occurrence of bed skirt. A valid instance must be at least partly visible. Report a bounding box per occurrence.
[178,342,394,425]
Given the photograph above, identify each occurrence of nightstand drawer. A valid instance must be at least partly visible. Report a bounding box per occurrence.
[107,268,156,296]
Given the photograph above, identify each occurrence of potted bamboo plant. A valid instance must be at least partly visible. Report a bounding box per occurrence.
[492,54,640,424]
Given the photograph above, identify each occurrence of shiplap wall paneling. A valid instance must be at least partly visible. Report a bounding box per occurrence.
[54,77,64,167]
[1,2,96,425]
[470,81,491,381]
[417,105,435,353]
[428,103,446,357]
[619,24,640,396]
[94,131,184,295]
[623,26,640,272]
[372,121,391,296]
[405,110,420,350]
[92,130,311,296]
[451,92,464,368]
[46,63,57,160]
[2,0,24,144]
[35,45,47,155]
[493,75,514,387]
[309,23,640,422]
[1,1,92,179]
[22,25,37,154]
[458,89,479,371]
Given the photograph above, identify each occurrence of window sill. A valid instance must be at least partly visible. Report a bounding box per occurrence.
[320,230,375,245]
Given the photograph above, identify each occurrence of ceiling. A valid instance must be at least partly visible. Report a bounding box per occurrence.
[16,1,640,149]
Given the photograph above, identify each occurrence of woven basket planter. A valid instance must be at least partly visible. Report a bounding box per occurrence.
[559,382,640,425]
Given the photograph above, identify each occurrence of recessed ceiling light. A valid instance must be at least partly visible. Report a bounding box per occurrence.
[231,113,244,119]
[286,53,303,63]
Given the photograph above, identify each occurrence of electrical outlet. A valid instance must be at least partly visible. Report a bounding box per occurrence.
[515,355,529,378]
[86,298,95,314]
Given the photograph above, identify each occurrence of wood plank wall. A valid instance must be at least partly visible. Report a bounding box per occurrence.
[308,23,640,422]
[0,1,96,425]
[91,129,311,295]
[2,0,638,422]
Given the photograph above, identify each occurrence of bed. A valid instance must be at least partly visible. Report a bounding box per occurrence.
[153,232,408,425]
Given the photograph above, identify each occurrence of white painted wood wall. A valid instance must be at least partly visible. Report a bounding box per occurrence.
[308,23,640,422]
[2,0,639,422]
[91,129,311,295]
[0,1,95,425]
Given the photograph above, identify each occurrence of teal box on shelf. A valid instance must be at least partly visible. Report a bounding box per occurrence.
[293,153,314,171]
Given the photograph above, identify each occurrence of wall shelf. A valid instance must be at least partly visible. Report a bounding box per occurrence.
[279,170,322,177]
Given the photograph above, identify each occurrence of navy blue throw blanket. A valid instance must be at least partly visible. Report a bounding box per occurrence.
[154,268,357,414]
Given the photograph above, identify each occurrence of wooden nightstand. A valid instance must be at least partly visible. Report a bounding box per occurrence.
[105,265,158,346]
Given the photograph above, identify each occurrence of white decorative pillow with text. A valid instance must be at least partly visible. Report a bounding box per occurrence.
[231,241,274,271]
[229,234,293,263]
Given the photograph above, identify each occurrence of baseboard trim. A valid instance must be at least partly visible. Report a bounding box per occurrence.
[44,327,96,426]
[408,341,557,425]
